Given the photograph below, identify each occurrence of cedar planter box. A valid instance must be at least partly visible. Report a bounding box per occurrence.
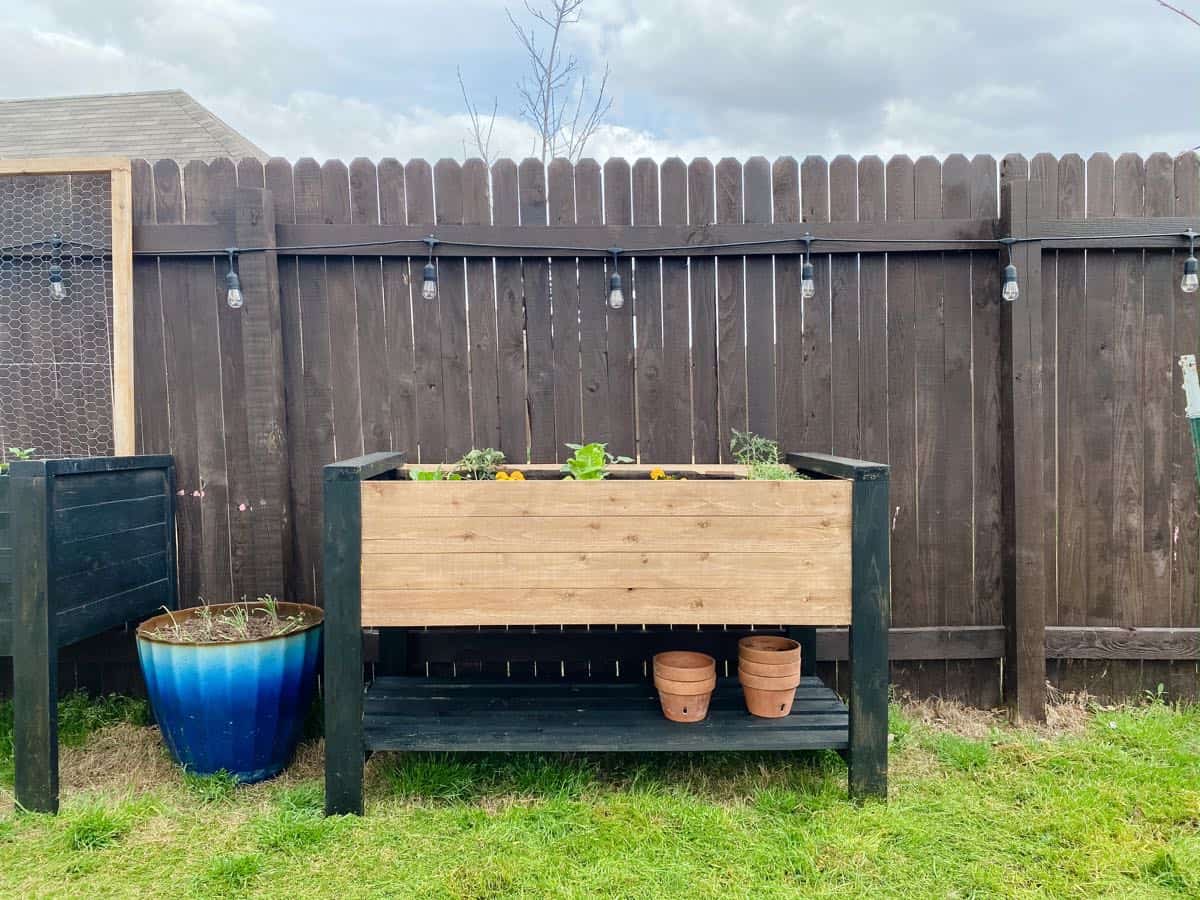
[323,452,889,816]
[0,456,176,813]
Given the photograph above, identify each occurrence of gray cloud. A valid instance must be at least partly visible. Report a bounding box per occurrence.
[1,0,1196,161]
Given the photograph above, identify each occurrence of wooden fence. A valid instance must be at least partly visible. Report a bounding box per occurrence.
[70,152,1200,708]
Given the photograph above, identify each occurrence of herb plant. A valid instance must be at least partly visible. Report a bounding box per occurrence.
[0,447,35,475]
[730,430,802,480]
[561,442,632,480]
[456,448,506,480]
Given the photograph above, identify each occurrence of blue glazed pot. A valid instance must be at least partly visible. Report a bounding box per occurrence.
[136,602,323,783]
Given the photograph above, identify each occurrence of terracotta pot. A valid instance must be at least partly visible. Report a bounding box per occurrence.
[737,635,801,666]
[741,683,798,718]
[737,668,801,691]
[738,657,801,678]
[654,673,717,694]
[654,675,716,723]
[652,651,716,683]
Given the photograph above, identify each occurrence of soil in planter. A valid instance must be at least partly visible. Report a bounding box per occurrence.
[144,598,310,643]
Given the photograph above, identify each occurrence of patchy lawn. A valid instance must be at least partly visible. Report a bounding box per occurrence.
[0,693,1196,898]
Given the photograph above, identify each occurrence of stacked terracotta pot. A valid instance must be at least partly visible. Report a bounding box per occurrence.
[738,636,801,717]
[652,651,717,723]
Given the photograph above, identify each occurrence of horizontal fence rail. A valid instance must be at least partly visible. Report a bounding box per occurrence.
[20,150,1195,711]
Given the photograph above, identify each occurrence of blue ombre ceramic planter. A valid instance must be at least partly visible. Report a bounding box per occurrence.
[136,603,323,783]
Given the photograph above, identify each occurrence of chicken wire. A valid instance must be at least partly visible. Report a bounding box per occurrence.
[0,173,115,464]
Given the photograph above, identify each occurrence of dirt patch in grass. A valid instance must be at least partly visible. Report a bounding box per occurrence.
[59,723,176,794]
[897,689,1091,740]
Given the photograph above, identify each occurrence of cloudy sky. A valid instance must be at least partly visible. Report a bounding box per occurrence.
[2,0,1197,162]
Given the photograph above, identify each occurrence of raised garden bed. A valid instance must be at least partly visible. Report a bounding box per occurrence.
[323,451,889,816]
[0,455,176,813]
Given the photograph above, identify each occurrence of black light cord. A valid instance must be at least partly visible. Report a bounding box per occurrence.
[3,228,1200,261]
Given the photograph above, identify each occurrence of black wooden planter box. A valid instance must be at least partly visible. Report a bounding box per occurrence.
[322,451,890,816]
[0,456,176,813]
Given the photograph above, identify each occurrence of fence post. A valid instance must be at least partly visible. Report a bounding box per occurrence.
[999,178,1048,722]
[231,187,292,599]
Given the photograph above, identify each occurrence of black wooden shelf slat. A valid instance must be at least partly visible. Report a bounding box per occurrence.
[361,676,848,752]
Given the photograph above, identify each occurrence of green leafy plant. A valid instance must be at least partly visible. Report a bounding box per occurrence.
[409,467,462,481]
[730,430,802,480]
[561,442,632,480]
[0,447,35,475]
[455,448,506,480]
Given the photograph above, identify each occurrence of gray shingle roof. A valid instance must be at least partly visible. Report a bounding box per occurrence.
[0,90,268,163]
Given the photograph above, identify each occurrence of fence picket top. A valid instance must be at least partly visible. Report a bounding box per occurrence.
[462,159,491,225]
[377,159,405,225]
[491,159,519,225]
[1000,153,1029,183]
[1086,153,1115,217]
[264,159,295,223]
[885,156,915,222]
[771,156,798,222]
[434,159,464,224]
[602,158,631,223]
[687,158,715,225]
[292,159,322,223]
[661,158,687,223]
[518,158,547,224]
[1145,153,1174,215]
[349,159,379,223]
[403,160,434,224]
[574,159,602,226]
[715,158,742,222]
[858,156,884,222]
[915,156,942,220]
[829,155,857,222]
[1114,155,1145,217]
[547,158,575,225]
[800,156,828,223]
[970,155,999,219]
[1028,153,1057,215]
[1058,155,1085,218]
[237,157,264,187]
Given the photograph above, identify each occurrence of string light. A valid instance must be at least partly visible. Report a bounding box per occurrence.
[998,238,1019,303]
[224,249,244,309]
[48,232,66,301]
[800,234,815,301]
[607,248,624,310]
[1182,229,1198,294]
[19,223,1200,311]
[421,236,438,301]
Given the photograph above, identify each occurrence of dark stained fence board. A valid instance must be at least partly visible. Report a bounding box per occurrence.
[433,160,473,461]
[493,159,528,463]
[688,159,720,463]
[714,158,748,459]
[602,158,637,461]
[520,159,556,463]
[743,157,776,439]
[548,158,583,451]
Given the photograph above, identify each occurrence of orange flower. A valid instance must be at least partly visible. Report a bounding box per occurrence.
[509,470,525,481]
[650,467,667,480]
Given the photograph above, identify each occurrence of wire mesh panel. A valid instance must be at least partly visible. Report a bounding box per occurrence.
[0,173,115,462]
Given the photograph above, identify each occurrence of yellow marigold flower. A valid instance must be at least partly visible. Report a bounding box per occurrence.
[495,471,510,480]
[509,470,525,480]
[650,467,667,480]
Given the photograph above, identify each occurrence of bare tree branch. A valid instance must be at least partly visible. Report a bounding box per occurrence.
[456,66,498,166]
[1158,0,1200,28]
[458,0,611,164]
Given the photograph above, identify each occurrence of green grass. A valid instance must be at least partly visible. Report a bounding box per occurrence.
[0,698,1198,897]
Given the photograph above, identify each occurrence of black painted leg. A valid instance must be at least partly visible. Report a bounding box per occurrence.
[848,475,889,801]
[12,468,58,814]
[323,473,364,816]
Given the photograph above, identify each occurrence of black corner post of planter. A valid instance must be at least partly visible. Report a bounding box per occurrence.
[848,464,890,800]
[12,465,56,814]
[787,452,890,801]
[323,451,407,817]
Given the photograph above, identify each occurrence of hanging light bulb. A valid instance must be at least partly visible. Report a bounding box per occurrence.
[1183,231,1200,294]
[607,248,624,310]
[48,264,67,301]
[224,250,244,309]
[608,270,624,310]
[800,259,816,301]
[1183,256,1199,294]
[48,231,66,300]
[421,235,439,300]
[421,261,438,301]
[1002,263,1019,303]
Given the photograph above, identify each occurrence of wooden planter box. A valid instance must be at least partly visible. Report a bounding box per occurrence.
[0,456,176,813]
[323,452,889,816]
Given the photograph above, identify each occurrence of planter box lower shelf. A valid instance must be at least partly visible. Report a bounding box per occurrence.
[362,676,848,752]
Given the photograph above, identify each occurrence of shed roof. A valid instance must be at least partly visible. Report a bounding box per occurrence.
[0,90,267,163]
